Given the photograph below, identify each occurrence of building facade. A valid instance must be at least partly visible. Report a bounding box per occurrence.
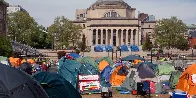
[0,0,8,36]
[73,0,156,47]
[187,24,196,48]
[7,5,27,14]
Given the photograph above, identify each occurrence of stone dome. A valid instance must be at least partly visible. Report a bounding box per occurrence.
[89,0,131,9]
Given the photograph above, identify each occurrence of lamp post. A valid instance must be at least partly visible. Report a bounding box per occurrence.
[112,49,114,60]
[151,49,152,63]
[120,47,122,57]
[116,49,118,60]
[192,48,194,60]
[107,49,109,57]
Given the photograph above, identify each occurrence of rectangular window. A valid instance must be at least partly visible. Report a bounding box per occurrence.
[80,14,83,17]
[77,17,79,19]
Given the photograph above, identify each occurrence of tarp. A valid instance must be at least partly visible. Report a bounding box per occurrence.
[176,64,196,95]
[157,63,175,75]
[122,55,144,61]
[98,60,109,72]
[133,62,156,79]
[105,45,113,52]
[101,65,112,83]
[94,45,104,52]
[0,63,48,98]
[120,45,129,51]
[121,70,137,91]
[130,45,139,52]
[96,56,114,66]
[68,53,81,59]
[33,72,82,98]
[174,60,185,68]
[58,60,82,88]
[76,56,98,69]
[9,57,21,67]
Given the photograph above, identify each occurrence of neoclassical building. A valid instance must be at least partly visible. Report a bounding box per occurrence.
[73,0,155,47]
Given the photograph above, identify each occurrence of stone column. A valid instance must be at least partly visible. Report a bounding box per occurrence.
[101,29,103,45]
[95,29,98,45]
[105,29,108,45]
[129,30,132,45]
[116,29,119,46]
[131,30,134,45]
[138,29,141,46]
[110,29,113,46]
[135,29,138,45]
[121,30,123,45]
[126,30,128,45]
[88,29,92,46]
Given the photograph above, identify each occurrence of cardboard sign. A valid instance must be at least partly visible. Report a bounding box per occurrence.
[78,75,99,81]
[79,81,101,91]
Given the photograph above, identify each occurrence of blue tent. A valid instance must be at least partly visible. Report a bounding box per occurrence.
[94,45,104,52]
[58,60,82,88]
[105,45,113,52]
[130,45,139,52]
[68,53,81,59]
[33,72,82,98]
[122,55,145,61]
[101,65,112,83]
[120,45,129,51]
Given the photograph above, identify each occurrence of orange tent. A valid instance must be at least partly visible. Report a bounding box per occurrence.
[176,64,196,95]
[9,57,21,67]
[132,59,142,66]
[98,60,109,72]
[110,65,127,86]
[27,59,35,64]
[21,59,27,64]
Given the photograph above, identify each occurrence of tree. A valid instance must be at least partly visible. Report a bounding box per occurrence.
[153,16,188,49]
[0,36,13,57]
[142,34,152,51]
[77,34,87,52]
[7,11,38,44]
[48,16,82,49]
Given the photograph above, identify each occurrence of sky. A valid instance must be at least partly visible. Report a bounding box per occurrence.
[7,0,196,27]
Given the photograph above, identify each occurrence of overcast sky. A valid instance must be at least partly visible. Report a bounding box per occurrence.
[7,0,196,27]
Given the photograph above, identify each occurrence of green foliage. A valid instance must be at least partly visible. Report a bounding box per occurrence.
[0,37,13,57]
[175,36,190,51]
[194,45,196,49]
[48,16,82,49]
[7,11,52,49]
[142,34,152,51]
[154,16,188,49]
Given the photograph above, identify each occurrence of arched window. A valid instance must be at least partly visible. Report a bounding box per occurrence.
[104,10,121,18]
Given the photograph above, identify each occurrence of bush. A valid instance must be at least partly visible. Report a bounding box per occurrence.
[57,51,65,59]
[0,37,13,57]
[194,45,196,49]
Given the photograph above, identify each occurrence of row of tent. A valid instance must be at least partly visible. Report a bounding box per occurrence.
[94,45,139,52]
[0,63,82,98]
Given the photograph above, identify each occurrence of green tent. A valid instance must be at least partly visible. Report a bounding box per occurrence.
[156,63,175,75]
[0,56,7,61]
[33,72,82,98]
[58,60,82,88]
[96,56,114,66]
[76,56,98,69]
[169,71,182,89]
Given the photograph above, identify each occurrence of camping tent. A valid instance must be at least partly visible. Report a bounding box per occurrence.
[33,72,81,98]
[79,63,100,75]
[20,62,33,75]
[98,60,109,72]
[119,45,129,51]
[101,65,113,83]
[96,56,114,66]
[110,65,128,86]
[122,55,144,61]
[105,45,113,52]
[58,60,82,88]
[94,45,104,52]
[156,63,175,76]
[176,64,196,95]
[121,70,137,91]
[76,56,98,69]
[130,45,139,52]
[0,56,8,65]
[68,53,81,59]
[9,57,21,67]
[169,71,182,89]
[0,63,48,98]
[133,62,156,79]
